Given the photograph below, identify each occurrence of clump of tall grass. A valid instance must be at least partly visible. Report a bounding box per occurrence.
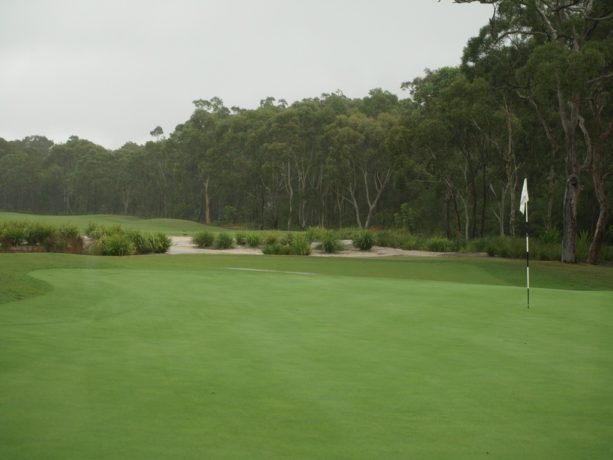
[0,221,82,252]
[193,231,215,248]
[352,230,374,251]
[214,232,234,249]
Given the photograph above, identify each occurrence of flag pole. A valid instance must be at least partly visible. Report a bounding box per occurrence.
[525,202,529,309]
[519,178,530,308]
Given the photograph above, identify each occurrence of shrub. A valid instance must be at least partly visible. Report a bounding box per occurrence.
[375,230,404,248]
[193,231,215,248]
[246,233,261,247]
[279,232,294,246]
[96,233,135,256]
[481,236,524,258]
[600,245,613,262]
[577,230,591,261]
[353,230,374,251]
[424,236,453,252]
[58,224,80,241]
[127,230,153,254]
[214,232,234,249]
[0,222,27,247]
[533,242,560,261]
[235,232,247,245]
[150,233,171,253]
[85,222,101,238]
[223,205,237,224]
[305,226,325,242]
[398,234,419,250]
[291,234,311,256]
[54,224,81,251]
[262,243,291,255]
[264,233,278,245]
[24,222,56,246]
[539,227,560,245]
[321,230,342,253]
[337,227,360,239]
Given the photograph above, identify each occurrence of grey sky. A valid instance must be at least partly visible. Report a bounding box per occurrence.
[1,0,492,149]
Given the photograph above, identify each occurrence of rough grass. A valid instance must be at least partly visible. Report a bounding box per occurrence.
[1,253,612,459]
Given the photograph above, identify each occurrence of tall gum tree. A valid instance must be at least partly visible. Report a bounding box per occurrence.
[455,0,613,263]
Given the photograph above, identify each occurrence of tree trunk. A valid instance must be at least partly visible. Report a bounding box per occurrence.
[587,169,608,264]
[558,89,581,263]
[585,120,613,264]
[561,174,579,263]
[203,177,211,225]
[347,183,363,229]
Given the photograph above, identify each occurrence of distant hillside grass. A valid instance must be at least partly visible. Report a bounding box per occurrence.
[0,212,224,235]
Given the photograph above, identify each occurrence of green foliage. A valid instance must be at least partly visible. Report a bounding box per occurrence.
[352,230,374,251]
[539,227,561,245]
[214,232,234,249]
[305,226,326,242]
[424,236,455,252]
[246,233,261,248]
[235,232,247,245]
[321,231,342,253]
[96,233,135,256]
[151,233,172,253]
[260,233,310,256]
[577,230,591,261]
[0,222,27,247]
[193,231,215,248]
[264,233,279,245]
[279,233,294,246]
[24,222,55,247]
[483,237,525,258]
[0,221,82,252]
[262,243,292,255]
[374,229,403,248]
[290,234,311,256]
[57,224,80,242]
[393,203,415,231]
[127,230,151,254]
[223,205,237,224]
[126,231,171,254]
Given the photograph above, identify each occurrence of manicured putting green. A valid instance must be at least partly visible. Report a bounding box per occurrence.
[0,254,612,459]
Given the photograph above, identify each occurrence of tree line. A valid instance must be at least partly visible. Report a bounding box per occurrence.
[0,0,611,263]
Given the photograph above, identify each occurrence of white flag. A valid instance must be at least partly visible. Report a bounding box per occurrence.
[519,178,529,215]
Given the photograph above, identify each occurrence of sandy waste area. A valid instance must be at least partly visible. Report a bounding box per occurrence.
[168,236,486,258]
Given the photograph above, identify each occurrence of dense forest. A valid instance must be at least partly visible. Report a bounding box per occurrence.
[1,0,611,263]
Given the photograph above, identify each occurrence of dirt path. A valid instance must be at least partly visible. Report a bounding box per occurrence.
[167,236,486,258]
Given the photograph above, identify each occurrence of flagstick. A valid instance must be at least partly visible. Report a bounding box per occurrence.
[525,202,530,309]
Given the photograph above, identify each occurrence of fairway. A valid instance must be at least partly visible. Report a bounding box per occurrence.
[1,254,612,459]
[0,212,221,235]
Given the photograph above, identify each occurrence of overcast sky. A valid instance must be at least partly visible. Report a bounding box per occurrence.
[1,0,492,149]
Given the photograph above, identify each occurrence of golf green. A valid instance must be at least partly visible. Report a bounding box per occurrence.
[0,254,612,459]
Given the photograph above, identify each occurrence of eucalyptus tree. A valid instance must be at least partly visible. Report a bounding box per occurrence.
[455,0,613,262]
[327,112,397,229]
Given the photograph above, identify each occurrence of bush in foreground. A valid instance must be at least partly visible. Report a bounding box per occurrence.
[193,231,215,248]
[321,231,342,253]
[0,221,82,252]
[246,233,261,247]
[214,232,234,249]
[96,233,135,256]
[353,230,374,251]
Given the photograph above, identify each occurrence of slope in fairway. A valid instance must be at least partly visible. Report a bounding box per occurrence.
[0,211,221,234]
[0,260,612,459]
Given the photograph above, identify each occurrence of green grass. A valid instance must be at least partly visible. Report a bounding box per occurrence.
[1,253,612,459]
[0,211,224,235]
